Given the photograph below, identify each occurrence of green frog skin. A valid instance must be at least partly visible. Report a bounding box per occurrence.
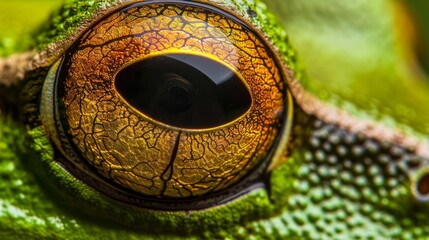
[1,0,429,239]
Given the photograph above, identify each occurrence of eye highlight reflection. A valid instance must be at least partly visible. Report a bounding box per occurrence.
[114,53,252,129]
[45,1,292,207]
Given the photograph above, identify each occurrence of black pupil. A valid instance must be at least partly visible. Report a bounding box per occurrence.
[115,54,252,129]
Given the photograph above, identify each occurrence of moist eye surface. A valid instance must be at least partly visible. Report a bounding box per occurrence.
[115,53,252,129]
[49,1,291,209]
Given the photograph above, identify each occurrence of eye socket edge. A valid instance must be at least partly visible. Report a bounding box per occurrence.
[37,0,295,210]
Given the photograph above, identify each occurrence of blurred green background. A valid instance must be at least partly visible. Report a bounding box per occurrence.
[0,0,63,56]
[406,1,429,73]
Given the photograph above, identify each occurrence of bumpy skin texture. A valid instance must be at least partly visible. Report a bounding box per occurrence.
[1,0,429,239]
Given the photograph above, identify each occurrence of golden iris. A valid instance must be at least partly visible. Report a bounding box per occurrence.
[51,2,289,201]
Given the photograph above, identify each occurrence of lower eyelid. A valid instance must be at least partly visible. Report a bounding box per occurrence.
[25,125,278,228]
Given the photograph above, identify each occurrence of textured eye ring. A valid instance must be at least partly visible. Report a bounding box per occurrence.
[41,1,293,210]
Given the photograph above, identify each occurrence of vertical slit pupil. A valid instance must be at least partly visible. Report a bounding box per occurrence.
[115,53,252,129]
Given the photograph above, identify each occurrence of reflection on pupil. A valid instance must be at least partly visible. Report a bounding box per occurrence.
[115,54,251,129]
[168,86,189,111]
[161,73,194,113]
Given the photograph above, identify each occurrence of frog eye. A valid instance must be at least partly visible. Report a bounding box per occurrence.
[41,1,293,209]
